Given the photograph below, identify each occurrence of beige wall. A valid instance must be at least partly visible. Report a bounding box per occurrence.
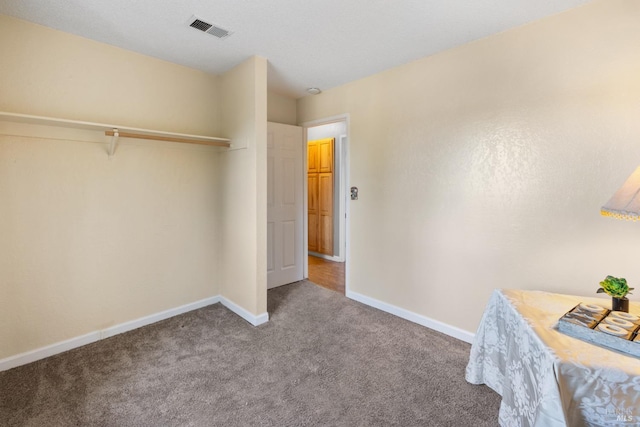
[0,16,224,360]
[0,15,222,136]
[1,16,270,362]
[219,57,269,318]
[298,0,640,334]
[267,91,297,125]
[0,126,222,360]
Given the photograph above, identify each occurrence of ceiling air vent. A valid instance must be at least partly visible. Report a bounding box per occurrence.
[188,16,232,39]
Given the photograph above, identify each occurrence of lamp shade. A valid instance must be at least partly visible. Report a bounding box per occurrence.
[601,166,640,221]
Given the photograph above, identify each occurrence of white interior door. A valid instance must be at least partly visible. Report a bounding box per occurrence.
[267,122,304,288]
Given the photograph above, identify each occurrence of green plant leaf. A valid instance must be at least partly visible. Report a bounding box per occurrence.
[598,276,630,298]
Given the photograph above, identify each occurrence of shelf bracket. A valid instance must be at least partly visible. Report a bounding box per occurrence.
[108,128,119,158]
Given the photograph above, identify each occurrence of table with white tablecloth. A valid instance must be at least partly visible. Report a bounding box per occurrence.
[466,289,640,427]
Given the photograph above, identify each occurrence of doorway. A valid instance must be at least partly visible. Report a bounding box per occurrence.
[303,116,349,295]
[307,255,345,294]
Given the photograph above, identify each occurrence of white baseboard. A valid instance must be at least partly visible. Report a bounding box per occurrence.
[219,296,269,326]
[100,296,222,340]
[0,295,223,372]
[308,252,344,263]
[0,331,102,373]
[2,289,465,372]
[346,290,475,344]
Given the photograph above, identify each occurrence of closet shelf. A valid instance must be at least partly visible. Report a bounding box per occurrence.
[0,112,231,154]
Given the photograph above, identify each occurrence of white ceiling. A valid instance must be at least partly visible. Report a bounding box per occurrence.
[0,0,594,98]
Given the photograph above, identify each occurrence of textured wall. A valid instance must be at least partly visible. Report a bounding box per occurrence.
[298,0,640,334]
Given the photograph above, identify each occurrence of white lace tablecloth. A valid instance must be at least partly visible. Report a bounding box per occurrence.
[466,289,640,427]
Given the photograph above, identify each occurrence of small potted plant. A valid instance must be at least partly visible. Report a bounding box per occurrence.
[597,275,634,312]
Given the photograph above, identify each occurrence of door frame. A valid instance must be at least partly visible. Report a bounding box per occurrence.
[301,114,350,293]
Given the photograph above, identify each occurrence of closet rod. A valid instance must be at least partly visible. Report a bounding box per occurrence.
[108,128,119,158]
[105,130,231,147]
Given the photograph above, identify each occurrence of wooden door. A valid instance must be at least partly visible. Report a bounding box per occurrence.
[318,138,333,173]
[307,138,334,256]
[318,172,333,255]
[267,122,304,289]
[308,141,319,174]
[307,173,319,253]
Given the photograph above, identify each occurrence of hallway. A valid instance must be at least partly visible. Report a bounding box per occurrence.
[307,256,345,295]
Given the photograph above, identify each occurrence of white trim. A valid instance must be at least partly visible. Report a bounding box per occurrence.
[0,295,271,372]
[98,295,221,340]
[219,296,269,326]
[300,114,350,128]
[346,290,475,344]
[308,251,344,263]
[302,129,309,279]
[336,134,347,263]
[0,331,102,373]
[343,118,351,295]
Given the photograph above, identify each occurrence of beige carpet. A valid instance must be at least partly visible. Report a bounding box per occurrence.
[0,281,500,426]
